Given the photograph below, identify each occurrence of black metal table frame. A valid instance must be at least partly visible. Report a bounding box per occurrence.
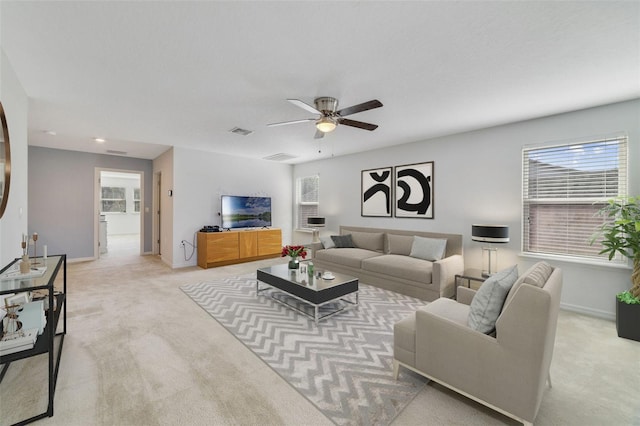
[0,255,67,426]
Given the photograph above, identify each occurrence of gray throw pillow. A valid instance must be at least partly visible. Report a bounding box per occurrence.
[331,234,355,248]
[320,236,335,249]
[468,265,519,334]
[409,236,447,261]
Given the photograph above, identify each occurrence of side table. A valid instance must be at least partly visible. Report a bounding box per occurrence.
[454,268,486,299]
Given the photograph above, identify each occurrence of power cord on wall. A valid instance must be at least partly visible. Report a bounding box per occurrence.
[180,232,197,261]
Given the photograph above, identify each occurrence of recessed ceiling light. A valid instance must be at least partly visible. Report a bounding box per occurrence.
[44,130,57,136]
[94,138,106,143]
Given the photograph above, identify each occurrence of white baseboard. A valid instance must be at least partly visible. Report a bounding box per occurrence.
[560,302,615,321]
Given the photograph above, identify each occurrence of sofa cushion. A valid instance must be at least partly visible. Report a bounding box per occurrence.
[410,236,447,261]
[362,254,433,284]
[387,234,414,256]
[331,234,355,248]
[315,248,382,269]
[467,265,518,334]
[320,236,335,249]
[349,231,384,252]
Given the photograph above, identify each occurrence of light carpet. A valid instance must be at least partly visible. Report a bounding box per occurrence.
[180,275,428,426]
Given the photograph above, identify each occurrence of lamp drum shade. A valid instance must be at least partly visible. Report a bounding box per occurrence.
[471,225,509,243]
[307,217,326,226]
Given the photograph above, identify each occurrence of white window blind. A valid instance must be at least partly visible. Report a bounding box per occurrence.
[522,135,628,261]
[297,175,319,229]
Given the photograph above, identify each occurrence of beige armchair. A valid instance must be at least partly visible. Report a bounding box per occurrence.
[393,262,563,425]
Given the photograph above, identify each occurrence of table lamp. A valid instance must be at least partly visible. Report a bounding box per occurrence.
[307,217,326,243]
[471,224,509,277]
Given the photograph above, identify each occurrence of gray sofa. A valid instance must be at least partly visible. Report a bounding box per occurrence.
[309,225,464,301]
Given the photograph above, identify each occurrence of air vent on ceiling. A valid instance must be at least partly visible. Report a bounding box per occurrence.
[106,149,127,155]
[263,153,298,162]
[229,127,253,136]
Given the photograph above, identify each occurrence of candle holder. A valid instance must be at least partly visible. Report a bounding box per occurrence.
[20,237,30,273]
[31,232,39,267]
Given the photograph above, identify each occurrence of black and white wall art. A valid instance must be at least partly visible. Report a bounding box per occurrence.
[395,161,434,219]
[361,167,393,217]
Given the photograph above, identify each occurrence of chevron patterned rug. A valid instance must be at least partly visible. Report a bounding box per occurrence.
[181,275,429,426]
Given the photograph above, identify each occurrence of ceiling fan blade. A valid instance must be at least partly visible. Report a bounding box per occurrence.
[267,118,316,127]
[336,99,383,117]
[314,129,325,139]
[339,118,378,131]
[287,99,321,115]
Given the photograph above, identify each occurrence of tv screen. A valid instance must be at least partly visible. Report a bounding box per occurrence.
[221,195,272,229]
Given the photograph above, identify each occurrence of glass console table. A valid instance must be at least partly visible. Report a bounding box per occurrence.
[0,255,67,425]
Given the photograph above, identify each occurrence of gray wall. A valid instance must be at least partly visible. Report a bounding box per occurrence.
[293,99,640,319]
[28,147,154,259]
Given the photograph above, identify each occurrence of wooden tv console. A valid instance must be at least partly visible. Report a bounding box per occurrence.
[197,228,282,268]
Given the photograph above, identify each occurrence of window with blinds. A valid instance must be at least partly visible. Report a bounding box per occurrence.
[101,186,127,213]
[522,135,628,262]
[297,175,319,229]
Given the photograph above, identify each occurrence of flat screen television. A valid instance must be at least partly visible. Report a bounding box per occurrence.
[221,195,272,229]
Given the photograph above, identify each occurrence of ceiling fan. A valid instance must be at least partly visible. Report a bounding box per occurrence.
[267,97,383,139]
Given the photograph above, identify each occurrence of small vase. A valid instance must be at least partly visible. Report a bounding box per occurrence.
[288,258,299,269]
[20,255,30,274]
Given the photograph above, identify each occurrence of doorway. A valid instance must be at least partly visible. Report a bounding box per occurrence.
[95,169,144,258]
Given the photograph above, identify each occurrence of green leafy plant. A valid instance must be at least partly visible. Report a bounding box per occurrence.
[617,291,640,305]
[591,196,640,301]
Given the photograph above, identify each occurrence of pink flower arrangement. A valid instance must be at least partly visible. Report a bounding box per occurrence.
[281,245,307,259]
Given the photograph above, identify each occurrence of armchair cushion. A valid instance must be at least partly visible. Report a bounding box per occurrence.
[467,265,518,334]
[523,261,553,288]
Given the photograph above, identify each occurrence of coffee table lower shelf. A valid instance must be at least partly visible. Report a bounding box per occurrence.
[257,281,358,324]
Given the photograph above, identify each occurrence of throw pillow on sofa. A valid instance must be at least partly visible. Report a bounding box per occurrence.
[409,236,447,261]
[331,234,355,248]
[320,236,336,249]
[467,265,518,334]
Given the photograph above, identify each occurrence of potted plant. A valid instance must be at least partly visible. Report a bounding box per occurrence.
[591,196,640,342]
[281,245,307,269]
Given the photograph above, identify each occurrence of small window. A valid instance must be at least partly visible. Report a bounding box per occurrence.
[101,187,126,213]
[522,135,628,262]
[133,188,141,213]
[297,175,319,229]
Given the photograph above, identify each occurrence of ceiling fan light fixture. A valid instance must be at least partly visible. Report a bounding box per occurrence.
[316,116,337,133]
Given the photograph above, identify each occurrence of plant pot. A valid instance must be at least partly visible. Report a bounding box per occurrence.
[616,298,640,342]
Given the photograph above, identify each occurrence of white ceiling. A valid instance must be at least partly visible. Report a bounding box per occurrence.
[1,1,638,164]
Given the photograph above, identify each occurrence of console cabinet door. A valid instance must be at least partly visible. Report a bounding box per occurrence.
[258,229,282,256]
[207,233,239,262]
[239,231,258,258]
